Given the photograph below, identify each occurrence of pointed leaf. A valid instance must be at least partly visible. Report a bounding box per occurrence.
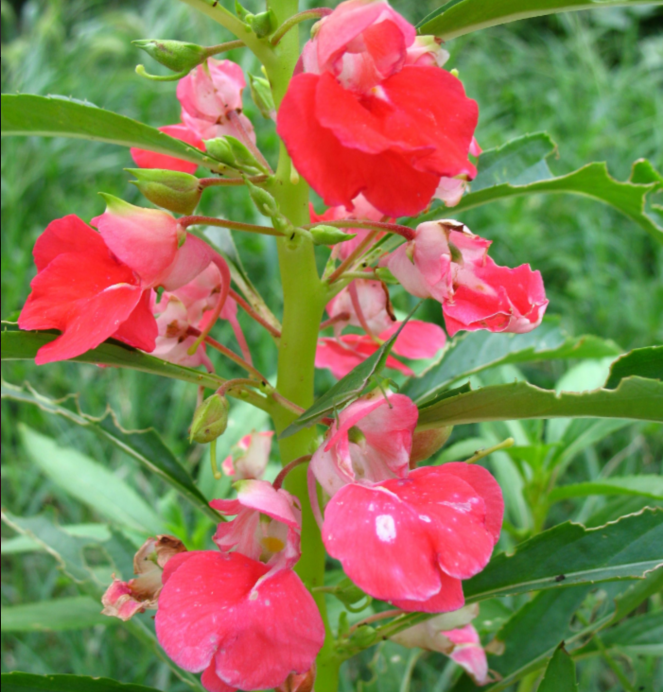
[418,0,656,41]
[1,380,218,522]
[464,508,663,603]
[414,133,662,244]
[538,644,578,692]
[1,597,112,632]
[1,524,112,555]
[404,319,620,405]
[605,345,663,389]
[549,475,663,503]
[1,673,162,692]
[417,377,663,428]
[0,94,213,169]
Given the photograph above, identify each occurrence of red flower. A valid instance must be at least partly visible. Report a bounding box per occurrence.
[322,463,503,612]
[155,551,324,692]
[18,215,157,364]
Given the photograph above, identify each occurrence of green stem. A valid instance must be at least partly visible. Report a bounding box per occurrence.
[265,0,341,687]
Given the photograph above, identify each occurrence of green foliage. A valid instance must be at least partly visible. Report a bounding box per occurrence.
[538,644,578,692]
[2,672,162,692]
[1,598,113,633]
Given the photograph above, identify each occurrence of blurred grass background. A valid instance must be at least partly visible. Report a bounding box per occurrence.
[1,0,662,689]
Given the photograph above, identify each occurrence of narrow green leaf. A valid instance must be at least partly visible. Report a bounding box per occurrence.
[1,523,111,555]
[611,565,663,622]
[1,672,162,692]
[464,508,663,602]
[1,380,218,522]
[605,345,663,389]
[413,134,662,244]
[404,319,620,405]
[537,644,577,692]
[20,426,164,535]
[280,314,417,439]
[418,0,656,41]
[580,611,663,656]
[549,475,663,502]
[1,597,111,632]
[0,94,213,169]
[417,376,663,428]
[1,322,225,391]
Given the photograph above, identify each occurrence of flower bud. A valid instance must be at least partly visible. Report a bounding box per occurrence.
[133,39,207,73]
[190,394,229,443]
[410,425,453,466]
[246,10,276,38]
[349,624,377,648]
[374,267,399,284]
[275,666,316,692]
[248,73,276,121]
[334,577,369,608]
[310,224,356,246]
[127,169,202,215]
[205,136,265,174]
[245,178,279,218]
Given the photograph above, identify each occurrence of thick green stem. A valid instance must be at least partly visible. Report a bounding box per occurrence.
[265,1,341,687]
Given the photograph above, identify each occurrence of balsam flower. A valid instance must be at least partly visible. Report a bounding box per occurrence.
[388,220,548,335]
[221,430,274,480]
[277,1,478,217]
[321,462,503,612]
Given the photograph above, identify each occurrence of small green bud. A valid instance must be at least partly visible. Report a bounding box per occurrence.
[248,73,276,121]
[234,0,250,20]
[348,625,377,648]
[246,10,276,38]
[374,267,399,284]
[127,169,201,215]
[245,178,279,218]
[133,39,207,73]
[410,425,453,466]
[190,394,229,444]
[334,578,369,608]
[205,136,265,174]
[310,225,356,247]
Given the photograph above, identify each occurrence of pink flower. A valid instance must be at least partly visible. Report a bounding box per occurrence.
[388,220,548,336]
[155,550,324,692]
[310,194,386,261]
[277,2,479,217]
[130,124,204,174]
[151,263,245,370]
[326,279,395,335]
[177,59,255,143]
[310,391,418,496]
[102,535,187,621]
[434,177,469,208]
[221,431,274,480]
[393,607,489,685]
[322,463,503,611]
[315,320,446,379]
[211,480,302,573]
[18,215,157,364]
[405,35,450,68]
[92,196,214,291]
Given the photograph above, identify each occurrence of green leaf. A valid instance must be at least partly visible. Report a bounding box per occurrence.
[611,565,663,622]
[416,376,663,428]
[537,644,578,692]
[1,523,111,555]
[418,0,656,41]
[1,322,225,391]
[414,133,663,244]
[1,672,162,692]
[549,475,663,503]
[580,611,663,657]
[1,597,111,632]
[404,319,620,405]
[1,380,218,522]
[0,94,214,170]
[20,426,164,535]
[464,508,663,602]
[605,345,663,389]
[280,314,416,439]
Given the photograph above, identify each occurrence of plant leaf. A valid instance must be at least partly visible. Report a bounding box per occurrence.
[20,426,164,535]
[549,475,663,503]
[1,672,162,692]
[0,94,214,169]
[1,523,112,555]
[464,507,663,602]
[404,319,620,405]
[538,644,578,692]
[416,376,663,428]
[413,133,663,244]
[280,314,417,439]
[1,597,112,632]
[605,345,663,389]
[418,0,656,41]
[1,380,218,522]
[579,611,663,657]
[1,322,225,390]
